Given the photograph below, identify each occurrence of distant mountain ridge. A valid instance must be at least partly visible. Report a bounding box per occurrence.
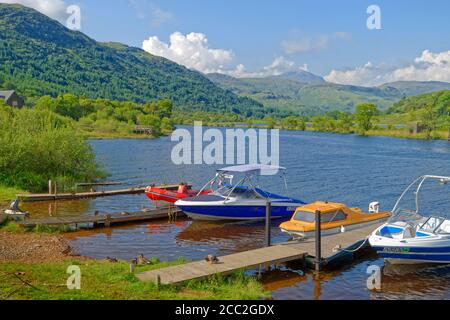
[269,70,326,84]
[0,3,264,116]
[207,71,450,115]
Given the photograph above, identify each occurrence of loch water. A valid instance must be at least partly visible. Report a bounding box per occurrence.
[23,128,450,299]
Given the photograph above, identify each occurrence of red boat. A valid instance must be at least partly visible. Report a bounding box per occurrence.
[145,184,212,204]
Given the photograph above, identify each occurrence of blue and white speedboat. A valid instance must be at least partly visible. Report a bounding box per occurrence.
[175,165,306,221]
[369,175,450,265]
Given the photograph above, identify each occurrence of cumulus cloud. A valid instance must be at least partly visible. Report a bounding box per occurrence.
[282,31,351,54]
[143,32,235,74]
[143,31,309,78]
[325,50,450,86]
[0,0,68,22]
[227,57,308,78]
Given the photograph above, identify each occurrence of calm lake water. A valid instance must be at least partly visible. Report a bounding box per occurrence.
[23,128,450,300]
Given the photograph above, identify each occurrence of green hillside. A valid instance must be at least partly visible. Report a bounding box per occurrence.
[387,90,450,116]
[207,74,450,116]
[0,4,264,116]
[379,81,450,97]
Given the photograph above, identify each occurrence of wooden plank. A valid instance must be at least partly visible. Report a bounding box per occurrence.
[16,184,189,202]
[19,207,184,228]
[137,223,382,285]
[137,245,307,284]
[76,182,122,187]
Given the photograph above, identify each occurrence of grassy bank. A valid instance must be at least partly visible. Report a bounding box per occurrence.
[0,186,26,204]
[0,259,269,300]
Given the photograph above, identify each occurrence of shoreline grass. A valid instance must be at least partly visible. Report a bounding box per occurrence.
[0,219,73,234]
[0,185,27,204]
[0,259,270,300]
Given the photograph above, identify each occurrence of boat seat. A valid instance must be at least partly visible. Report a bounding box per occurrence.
[402,225,417,239]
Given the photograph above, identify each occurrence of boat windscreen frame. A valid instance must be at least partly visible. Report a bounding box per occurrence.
[196,168,289,201]
[390,175,450,223]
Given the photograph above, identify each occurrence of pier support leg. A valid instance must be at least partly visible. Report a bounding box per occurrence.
[265,201,272,247]
[105,214,111,228]
[315,210,322,272]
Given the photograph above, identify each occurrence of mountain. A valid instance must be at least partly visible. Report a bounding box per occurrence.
[0,4,264,116]
[270,70,326,84]
[207,71,450,115]
[206,73,398,115]
[378,81,450,97]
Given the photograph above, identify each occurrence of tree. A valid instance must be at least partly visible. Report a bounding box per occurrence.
[416,102,438,140]
[298,117,307,131]
[355,103,378,135]
[336,112,354,133]
[445,104,450,140]
[265,116,275,129]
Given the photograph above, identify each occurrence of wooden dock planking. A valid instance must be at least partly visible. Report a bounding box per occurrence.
[16,184,188,203]
[19,207,184,228]
[137,245,307,285]
[285,223,382,265]
[137,223,382,285]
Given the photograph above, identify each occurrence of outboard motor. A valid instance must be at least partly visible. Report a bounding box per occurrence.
[369,202,380,214]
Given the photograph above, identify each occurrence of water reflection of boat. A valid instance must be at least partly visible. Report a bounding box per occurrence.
[280,201,391,239]
[175,165,306,221]
[176,221,267,252]
[374,263,450,297]
[370,175,450,265]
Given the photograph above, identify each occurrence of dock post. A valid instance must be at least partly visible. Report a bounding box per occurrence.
[265,200,272,247]
[315,210,322,272]
[105,214,111,228]
[93,211,99,228]
[48,180,53,195]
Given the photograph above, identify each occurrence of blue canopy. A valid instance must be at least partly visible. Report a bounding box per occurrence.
[217,164,286,174]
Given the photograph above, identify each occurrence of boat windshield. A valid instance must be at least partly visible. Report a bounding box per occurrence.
[215,186,261,199]
[196,165,290,200]
[294,210,347,223]
[389,175,450,225]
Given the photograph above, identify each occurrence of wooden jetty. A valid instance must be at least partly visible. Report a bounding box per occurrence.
[16,184,185,203]
[19,206,184,228]
[137,223,381,285]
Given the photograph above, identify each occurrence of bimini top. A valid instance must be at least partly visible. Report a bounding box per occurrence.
[217,164,286,174]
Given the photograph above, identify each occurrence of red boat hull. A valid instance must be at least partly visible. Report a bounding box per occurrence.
[145,185,211,204]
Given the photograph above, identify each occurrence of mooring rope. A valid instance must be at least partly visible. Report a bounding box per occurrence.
[336,237,370,253]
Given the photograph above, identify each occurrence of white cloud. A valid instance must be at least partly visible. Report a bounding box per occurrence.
[282,31,351,54]
[325,50,450,86]
[228,57,308,78]
[142,31,309,78]
[0,0,68,22]
[151,7,173,27]
[143,32,235,74]
[128,0,174,27]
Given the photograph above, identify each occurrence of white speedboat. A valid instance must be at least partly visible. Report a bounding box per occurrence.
[175,164,306,221]
[369,175,450,265]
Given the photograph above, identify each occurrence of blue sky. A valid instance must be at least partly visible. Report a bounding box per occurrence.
[4,0,450,85]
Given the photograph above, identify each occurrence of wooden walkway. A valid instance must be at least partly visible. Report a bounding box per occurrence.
[19,206,183,228]
[16,184,185,203]
[137,223,381,285]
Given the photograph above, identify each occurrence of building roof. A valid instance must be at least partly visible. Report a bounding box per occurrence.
[0,90,15,100]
